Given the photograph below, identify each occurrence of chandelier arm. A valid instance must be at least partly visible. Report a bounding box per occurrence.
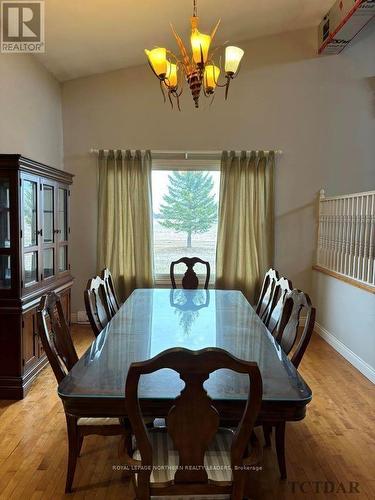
[164,78,173,90]
[173,90,182,112]
[207,44,224,62]
[230,61,242,80]
[159,80,166,103]
[166,50,180,64]
[224,76,231,100]
[167,90,174,109]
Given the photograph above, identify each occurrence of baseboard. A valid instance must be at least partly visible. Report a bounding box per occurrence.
[71,310,89,324]
[315,322,375,384]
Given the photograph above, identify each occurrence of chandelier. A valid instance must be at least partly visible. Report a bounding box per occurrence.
[145,0,244,110]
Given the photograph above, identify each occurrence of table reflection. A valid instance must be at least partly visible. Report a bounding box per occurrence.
[169,289,210,335]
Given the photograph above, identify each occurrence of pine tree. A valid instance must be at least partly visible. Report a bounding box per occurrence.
[159,171,218,248]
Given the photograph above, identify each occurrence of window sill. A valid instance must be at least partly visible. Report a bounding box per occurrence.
[154,274,216,288]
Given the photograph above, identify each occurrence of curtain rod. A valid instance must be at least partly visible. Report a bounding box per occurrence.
[89,149,283,159]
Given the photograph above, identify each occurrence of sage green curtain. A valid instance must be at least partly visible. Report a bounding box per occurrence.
[97,149,154,301]
[215,150,275,303]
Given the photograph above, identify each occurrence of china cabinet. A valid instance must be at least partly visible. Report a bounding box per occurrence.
[0,155,73,398]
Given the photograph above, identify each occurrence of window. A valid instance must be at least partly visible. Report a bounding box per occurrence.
[152,160,220,283]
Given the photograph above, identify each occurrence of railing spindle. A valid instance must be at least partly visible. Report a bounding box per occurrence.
[316,189,375,289]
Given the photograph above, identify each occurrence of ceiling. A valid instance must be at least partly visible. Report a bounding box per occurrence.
[36,0,334,82]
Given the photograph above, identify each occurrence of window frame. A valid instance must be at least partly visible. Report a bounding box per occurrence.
[151,159,220,287]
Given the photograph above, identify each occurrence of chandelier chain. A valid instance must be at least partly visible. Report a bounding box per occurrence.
[193,0,197,17]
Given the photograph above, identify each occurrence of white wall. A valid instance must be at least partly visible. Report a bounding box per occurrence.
[62,26,375,376]
[0,54,63,168]
[313,271,375,381]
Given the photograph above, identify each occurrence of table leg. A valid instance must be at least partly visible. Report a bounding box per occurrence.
[275,421,287,479]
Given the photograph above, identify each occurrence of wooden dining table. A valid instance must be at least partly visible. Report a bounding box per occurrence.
[59,287,311,425]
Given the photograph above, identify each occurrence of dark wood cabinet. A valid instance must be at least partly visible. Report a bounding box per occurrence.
[0,155,73,399]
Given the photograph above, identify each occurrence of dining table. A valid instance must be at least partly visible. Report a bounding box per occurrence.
[59,288,312,427]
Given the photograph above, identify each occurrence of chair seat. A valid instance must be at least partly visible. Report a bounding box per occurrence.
[77,416,156,427]
[133,428,233,484]
[77,417,120,426]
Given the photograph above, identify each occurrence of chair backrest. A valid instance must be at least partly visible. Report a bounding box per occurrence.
[37,292,79,383]
[265,277,293,333]
[125,347,262,498]
[256,268,279,319]
[170,257,211,290]
[275,289,316,368]
[84,276,111,337]
[101,267,120,316]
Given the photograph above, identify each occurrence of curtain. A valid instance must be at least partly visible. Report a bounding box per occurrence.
[215,150,275,303]
[97,149,154,301]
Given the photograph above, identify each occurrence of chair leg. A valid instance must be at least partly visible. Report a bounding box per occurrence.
[65,414,79,493]
[232,472,246,500]
[275,421,287,480]
[263,424,272,447]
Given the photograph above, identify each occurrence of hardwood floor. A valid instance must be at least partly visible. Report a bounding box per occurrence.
[0,325,374,499]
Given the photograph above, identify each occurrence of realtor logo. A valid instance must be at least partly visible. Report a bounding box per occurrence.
[1,1,45,53]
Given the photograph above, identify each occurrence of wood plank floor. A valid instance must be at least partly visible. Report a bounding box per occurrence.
[0,325,374,499]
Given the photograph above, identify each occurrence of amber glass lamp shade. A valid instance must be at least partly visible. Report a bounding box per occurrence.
[145,48,168,78]
[191,31,211,64]
[166,62,178,88]
[204,65,220,92]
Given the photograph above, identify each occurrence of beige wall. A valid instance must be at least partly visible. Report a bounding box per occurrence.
[62,26,375,376]
[0,54,63,168]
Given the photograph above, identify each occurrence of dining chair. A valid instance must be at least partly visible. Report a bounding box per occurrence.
[264,277,293,333]
[275,289,316,367]
[37,292,129,493]
[255,268,279,320]
[101,267,121,316]
[124,347,263,500]
[263,289,316,479]
[170,257,211,290]
[84,276,112,337]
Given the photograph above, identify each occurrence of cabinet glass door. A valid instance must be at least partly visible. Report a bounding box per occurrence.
[0,179,10,248]
[23,179,37,248]
[43,185,54,244]
[0,254,11,289]
[0,178,11,289]
[23,177,39,287]
[42,184,55,280]
[24,251,37,285]
[57,187,69,273]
